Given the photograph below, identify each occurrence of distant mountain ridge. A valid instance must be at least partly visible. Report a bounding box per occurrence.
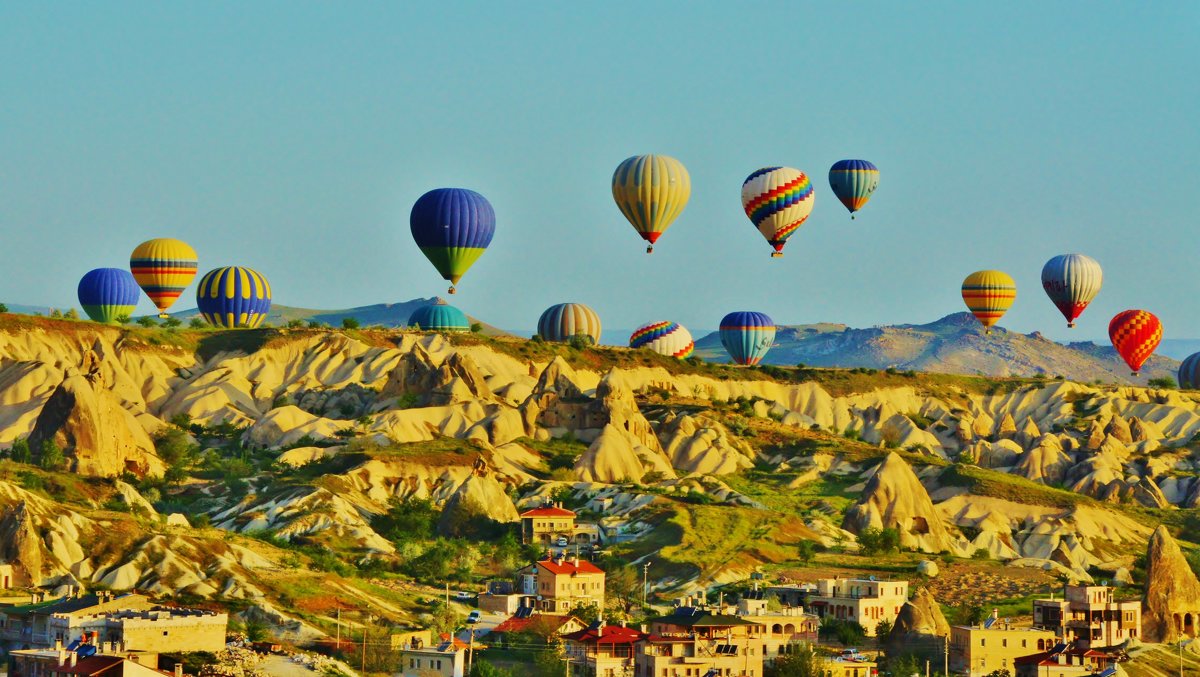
[694,312,1178,384]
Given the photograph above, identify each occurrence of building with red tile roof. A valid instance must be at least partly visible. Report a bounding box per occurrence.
[563,621,646,677]
[535,556,606,613]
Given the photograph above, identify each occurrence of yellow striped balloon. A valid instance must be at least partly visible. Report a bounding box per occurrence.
[195,266,273,328]
[130,238,198,318]
[612,154,690,253]
[961,270,1016,334]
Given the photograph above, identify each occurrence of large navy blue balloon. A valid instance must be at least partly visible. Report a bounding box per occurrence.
[410,188,496,293]
[195,266,273,328]
[77,268,140,323]
[719,311,776,365]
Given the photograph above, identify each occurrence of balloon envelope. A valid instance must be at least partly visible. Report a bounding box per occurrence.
[828,160,879,216]
[612,154,690,253]
[1041,254,1102,328]
[410,188,495,293]
[629,321,694,359]
[1108,309,1162,375]
[961,270,1016,332]
[78,268,140,323]
[538,303,602,344]
[719,311,776,365]
[130,238,198,317]
[196,266,272,328]
[1179,353,1200,389]
[741,167,815,256]
[408,302,470,332]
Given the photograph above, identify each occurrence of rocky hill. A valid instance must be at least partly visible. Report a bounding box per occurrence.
[694,312,1178,383]
[0,311,1198,644]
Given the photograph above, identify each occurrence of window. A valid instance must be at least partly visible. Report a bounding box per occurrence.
[1002,639,1007,647]
[1022,640,1027,647]
[163,631,169,636]
[981,639,986,646]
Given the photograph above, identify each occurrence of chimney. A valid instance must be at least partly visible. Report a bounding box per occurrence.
[175,663,184,677]
[55,639,63,650]
[991,608,999,620]
[70,652,77,667]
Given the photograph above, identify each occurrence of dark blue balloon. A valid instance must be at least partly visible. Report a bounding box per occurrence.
[410,188,496,292]
[77,268,140,323]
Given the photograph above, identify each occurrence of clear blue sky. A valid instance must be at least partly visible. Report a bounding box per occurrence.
[1,2,1197,339]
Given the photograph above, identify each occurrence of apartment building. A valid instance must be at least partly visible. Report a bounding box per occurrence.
[733,589,818,661]
[400,637,467,677]
[535,555,605,613]
[635,607,765,677]
[563,621,646,677]
[805,578,908,637]
[1031,584,1140,648]
[949,618,1057,676]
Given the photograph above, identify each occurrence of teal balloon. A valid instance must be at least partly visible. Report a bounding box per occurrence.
[408,302,470,332]
[719,311,776,365]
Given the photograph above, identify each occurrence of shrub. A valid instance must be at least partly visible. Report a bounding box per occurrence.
[857,527,900,556]
[8,437,32,464]
[530,334,544,343]
[39,440,66,470]
[470,322,483,333]
[568,333,594,350]
[341,317,360,329]
[1148,376,1177,389]
[136,316,158,327]
[972,547,991,560]
[0,303,7,313]
[287,319,305,328]
[116,314,133,324]
[307,320,325,329]
[189,317,206,328]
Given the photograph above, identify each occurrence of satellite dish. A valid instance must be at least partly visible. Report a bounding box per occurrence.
[1101,580,1109,586]
[868,575,876,581]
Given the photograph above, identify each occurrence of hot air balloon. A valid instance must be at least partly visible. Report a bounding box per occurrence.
[130,238,198,318]
[719,311,776,365]
[612,154,690,254]
[828,160,879,218]
[196,266,272,328]
[1109,309,1162,376]
[1179,353,1200,389]
[961,270,1016,334]
[410,188,495,294]
[629,321,694,359]
[1041,254,1103,328]
[741,167,815,257]
[77,268,140,324]
[408,301,470,332]
[538,303,601,344]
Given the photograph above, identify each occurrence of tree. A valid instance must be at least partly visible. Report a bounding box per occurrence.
[796,540,817,565]
[116,314,132,324]
[1148,376,1177,389]
[471,660,514,677]
[8,437,31,463]
[39,439,65,470]
[342,317,360,329]
[189,317,206,329]
[984,670,1013,677]
[286,318,305,328]
[307,320,325,329]
[875,618,893,639]
[162,316,182,328]
[136,316,158,327]
[0,303,8,313]
[765,643,822,677]
[963,604,986,626]
[64,309,80,320]
[858,527,901,555]
[470,322,483,333]
[887,653,922,677]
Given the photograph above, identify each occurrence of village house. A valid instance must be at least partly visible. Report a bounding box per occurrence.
[0,593,154,650]
[1012,642,1118,677]
[820,655,876,677]
[0,563,13,590]
[563,620,646,677]
[535,555,606,613]
[804,578,908,637]
[949,616,1058,677]
[7,641,177,676]
[1031,584,1141,648]
[521,503,599,547]
[636,606,765,677]
[491,610,586,646]
[399,636,467,677]
[732,589,818,661]
[58,607,227,654]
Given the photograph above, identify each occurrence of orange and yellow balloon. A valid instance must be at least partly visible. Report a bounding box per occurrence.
[130,238,198,318]
[961,270,1016,334]
[1109,310,1162,376]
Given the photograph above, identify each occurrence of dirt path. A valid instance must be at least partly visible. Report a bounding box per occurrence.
[258,655,322,676]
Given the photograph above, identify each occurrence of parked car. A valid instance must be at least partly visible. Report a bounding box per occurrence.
[454,590,474,601]
[556,536,569,547]
[467,610,481,624]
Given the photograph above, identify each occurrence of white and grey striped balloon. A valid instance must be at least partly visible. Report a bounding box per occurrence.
[1041,254,1103,328]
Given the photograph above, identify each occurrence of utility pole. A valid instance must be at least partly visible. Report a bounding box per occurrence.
[943,634,949,676]
[335,608,341,649]
[468,626,475,676]
[642,561,651,612]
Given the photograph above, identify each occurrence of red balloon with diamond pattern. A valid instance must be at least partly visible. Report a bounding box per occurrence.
[1108,310,1162,375]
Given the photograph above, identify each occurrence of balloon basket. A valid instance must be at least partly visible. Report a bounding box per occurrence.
[1067,322,1075,328]
[158,313,169,319]
[851,214,856,220]
[646,245,654,254]
[448,286,456,295]
[770,252,783,258]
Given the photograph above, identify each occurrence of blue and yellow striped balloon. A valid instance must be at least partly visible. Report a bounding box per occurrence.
[828,160,879,218]
[612,154,691,253]
[195,266,272,328]
[78,268,140,324]
[719,311,776,365]
[408,302,470,332]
